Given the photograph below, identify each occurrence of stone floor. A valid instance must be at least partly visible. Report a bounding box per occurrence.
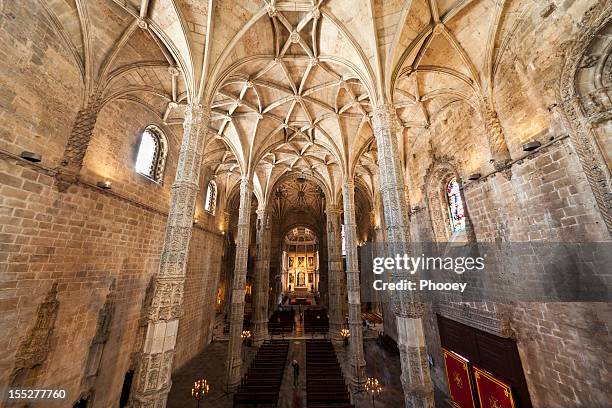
[168,318,406,408]
[335,338,404,408]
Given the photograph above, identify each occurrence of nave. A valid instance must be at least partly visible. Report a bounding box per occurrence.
[167,309,404,408]
[1,0,610,407]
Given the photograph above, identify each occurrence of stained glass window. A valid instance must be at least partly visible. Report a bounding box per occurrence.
[447,177,465,232]
[205,181,217,215]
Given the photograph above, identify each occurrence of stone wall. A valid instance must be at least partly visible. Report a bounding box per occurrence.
[80,100,182,211]
[399,2,611,406]
[0,152,224,407]
[413,138,610,406]
[0,0,82,167]
[464,137,608,242]
[0,4,224,403]
[173,227,224,370]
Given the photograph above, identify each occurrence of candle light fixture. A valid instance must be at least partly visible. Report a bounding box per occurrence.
[340,328,350,346]
[241,330,252,340]
[191,378,210,408]
[241,329,252,347]
[240,329,252,358]
[365,377,383,408]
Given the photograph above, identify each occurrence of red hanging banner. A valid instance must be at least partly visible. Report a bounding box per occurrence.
[474,366,516,408]
[442,348,476,408]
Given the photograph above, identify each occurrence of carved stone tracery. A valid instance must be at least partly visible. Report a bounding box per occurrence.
[83,279,117,388]
[558,2,612,235]
[11,283,59,387]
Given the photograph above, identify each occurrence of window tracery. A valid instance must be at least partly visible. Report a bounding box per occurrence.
[205,181,217,215]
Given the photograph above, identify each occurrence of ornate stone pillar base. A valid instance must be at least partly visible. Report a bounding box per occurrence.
[329,321,344,344]
[130,383,171,408]
[252,320,268,347]
[226,301,244,390]
[397,315,434,408]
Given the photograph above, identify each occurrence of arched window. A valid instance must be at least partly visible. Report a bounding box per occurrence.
[446,177,465,232]
[135,125,167,183]
[204,181,217,215]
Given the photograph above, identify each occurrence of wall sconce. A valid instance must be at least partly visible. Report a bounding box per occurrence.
[96,180,112,190]
[20,151,41,162]
[467,173,481,181]
[193,218,199,225]
[522,140,541,151]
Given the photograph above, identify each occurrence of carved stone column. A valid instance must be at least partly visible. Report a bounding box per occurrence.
[252,208,271,346]
[130,104,209,408]
[226,179,253,389]
[457,179,477,243]
[371,209,385,314]
[325,205,344,343]
[56,94,103,190]
[482,98,512,171]
[342,181,366,387]
[372,104,434,408]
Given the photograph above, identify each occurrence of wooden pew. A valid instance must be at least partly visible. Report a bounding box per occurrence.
[304,339,354,408]
[234,340,289,407]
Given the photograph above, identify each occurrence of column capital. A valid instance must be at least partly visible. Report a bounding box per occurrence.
[184,103,208,118]
[239,177,253,189]
[325,205,343,215]
[342,179,355,190]
[393,301,425,319]
[371,104,397,129]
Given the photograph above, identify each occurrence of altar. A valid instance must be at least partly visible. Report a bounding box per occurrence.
[281,227,320,295]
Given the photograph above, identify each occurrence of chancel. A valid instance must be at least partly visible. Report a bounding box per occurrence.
[0,1,610,408]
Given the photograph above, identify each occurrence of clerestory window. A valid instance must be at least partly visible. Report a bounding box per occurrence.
[135,125,167,183]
